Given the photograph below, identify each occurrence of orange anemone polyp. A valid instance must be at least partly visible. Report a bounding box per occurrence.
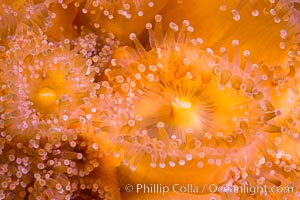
[103,17,278,191]
[0,32,98,134]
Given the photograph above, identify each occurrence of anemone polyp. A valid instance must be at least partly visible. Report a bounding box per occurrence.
[0,32,98,134]
[101,16,280,190]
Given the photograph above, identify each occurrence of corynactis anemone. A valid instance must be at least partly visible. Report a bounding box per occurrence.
[95,16,299,199]
[1,0,300,200]
[0,30,98,130]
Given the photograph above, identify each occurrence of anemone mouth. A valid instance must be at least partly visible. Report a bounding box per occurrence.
[132,76,213,140]
[35,87,57,108]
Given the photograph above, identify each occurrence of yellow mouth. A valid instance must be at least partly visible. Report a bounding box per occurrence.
[36,87,57,108]
[171,97,192,109]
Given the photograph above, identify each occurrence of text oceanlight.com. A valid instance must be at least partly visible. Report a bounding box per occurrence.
[124,183,294,196]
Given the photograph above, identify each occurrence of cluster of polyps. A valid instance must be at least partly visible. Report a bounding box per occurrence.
[0,0,300,199]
